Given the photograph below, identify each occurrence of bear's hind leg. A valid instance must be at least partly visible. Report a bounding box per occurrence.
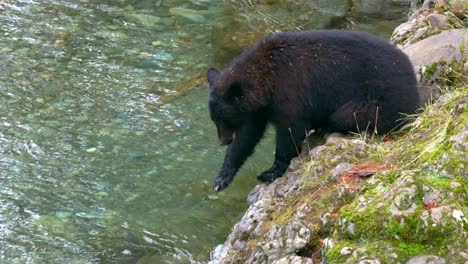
[328,99,380,134]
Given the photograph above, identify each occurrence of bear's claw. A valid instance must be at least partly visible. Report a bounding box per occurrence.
[213,177,231,192]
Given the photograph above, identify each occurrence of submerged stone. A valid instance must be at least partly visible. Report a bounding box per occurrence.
[169,7,207,23]
[125,13,162,27]
[152,52,174,61]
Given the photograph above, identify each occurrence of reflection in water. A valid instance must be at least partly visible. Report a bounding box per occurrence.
[0,0,402,262]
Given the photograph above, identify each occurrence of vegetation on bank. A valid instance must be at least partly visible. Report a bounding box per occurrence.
[264,59,467,263]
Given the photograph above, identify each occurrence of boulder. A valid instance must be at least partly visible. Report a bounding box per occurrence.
[402,29,468,104]
[403,29,468,71]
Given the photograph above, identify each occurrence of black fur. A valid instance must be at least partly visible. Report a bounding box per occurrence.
[207,30,418,192]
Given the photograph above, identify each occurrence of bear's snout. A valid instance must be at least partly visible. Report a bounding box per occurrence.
[219,131,236,146]
[217,126,236,146]
[219,138,232,146]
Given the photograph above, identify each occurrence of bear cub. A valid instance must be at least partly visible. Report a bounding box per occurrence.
[207,30,418,192]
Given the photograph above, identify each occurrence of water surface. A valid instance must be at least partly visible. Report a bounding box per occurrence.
[0,0,402,262]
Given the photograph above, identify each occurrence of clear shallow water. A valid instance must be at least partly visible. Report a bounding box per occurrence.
[0,0,401,263]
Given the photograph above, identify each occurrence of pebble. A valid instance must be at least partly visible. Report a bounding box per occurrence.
[153,52,174,61]
[340,247,353,255]
[152,41,163,47]
[207,194,219,200]
[86,147,97,153]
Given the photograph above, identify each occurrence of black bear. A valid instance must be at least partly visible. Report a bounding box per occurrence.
[207,30,418,192]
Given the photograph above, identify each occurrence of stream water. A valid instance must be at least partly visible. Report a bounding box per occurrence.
[0,0,403,263]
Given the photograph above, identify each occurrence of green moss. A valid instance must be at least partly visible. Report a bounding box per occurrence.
[394,242,428,257]
[325,241,353,263]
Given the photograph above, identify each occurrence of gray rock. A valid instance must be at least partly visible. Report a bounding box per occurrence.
[341,246,353,255]
[271,255,314,264]
[425,14,449,29]
[210,244,229,264]
[346,222,356,235]
[260,220,313,259]
[402,29,468,105]
[420,205,452,227]
[294,204,312,221]
[403,29,468,71]
[406,255,446,264]
[389,185,418,217]
[331,162,354,181]
[235,198,274,238]
[246,248,268,264]
[352,247,368,258]
[325,132,346,144]
[247,184,268,205]
[449,129,468,152]
[309,145,327,158]
[359,260,381,264]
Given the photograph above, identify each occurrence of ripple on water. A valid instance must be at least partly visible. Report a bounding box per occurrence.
[0,0,254,262]
[0,0,401,262]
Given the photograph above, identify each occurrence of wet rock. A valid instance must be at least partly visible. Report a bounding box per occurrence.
[209,198,275,263]
[406,255,446,264]
[210,244,229,263]
[169,7,207,23]
[125,13,162,27]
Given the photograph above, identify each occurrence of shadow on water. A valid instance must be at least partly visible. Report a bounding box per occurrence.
[0,0,406,262]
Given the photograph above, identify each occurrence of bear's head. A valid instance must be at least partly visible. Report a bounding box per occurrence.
[207,67,249,146]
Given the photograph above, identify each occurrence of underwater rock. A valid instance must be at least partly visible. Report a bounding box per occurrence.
[169,7,207,23]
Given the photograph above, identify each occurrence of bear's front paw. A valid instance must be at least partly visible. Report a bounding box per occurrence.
[213,176,233,192]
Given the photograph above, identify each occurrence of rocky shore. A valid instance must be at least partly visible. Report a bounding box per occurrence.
[208,1,467,263]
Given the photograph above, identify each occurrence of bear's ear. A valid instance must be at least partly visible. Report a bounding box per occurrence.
[225,80,243,104]
[207,68,220,87]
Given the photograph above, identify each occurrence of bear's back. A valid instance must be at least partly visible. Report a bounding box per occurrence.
[230,30,418,133]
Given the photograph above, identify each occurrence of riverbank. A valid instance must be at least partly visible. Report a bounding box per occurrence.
[208,1,467,263]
